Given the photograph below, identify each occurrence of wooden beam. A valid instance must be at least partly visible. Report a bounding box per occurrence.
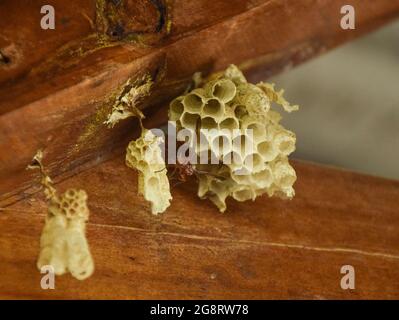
[1,158,399,299]
[1,0,399,205]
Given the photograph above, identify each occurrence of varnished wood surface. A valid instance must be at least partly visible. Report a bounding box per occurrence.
[1,0,399,300]
[1,158,398,299]
[2,0,399,205]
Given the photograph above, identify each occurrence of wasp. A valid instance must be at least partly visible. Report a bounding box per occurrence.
[157,159,226,186]
[172,159,196,183]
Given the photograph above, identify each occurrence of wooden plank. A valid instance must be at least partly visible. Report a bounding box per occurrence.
[1,158,398,299]
[1,0,399,205]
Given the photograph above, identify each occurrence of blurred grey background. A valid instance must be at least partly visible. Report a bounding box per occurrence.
[270,20,399,180]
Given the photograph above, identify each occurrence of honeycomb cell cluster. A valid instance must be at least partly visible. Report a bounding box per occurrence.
[37,189,94,280]
[169,65,298,212]
[126,129,172,214]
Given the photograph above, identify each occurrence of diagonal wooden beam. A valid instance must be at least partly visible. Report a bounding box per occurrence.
[1,0,399,205]
[1,158,399,299]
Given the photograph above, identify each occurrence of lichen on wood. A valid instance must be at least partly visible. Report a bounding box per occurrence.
[96,0,172,44]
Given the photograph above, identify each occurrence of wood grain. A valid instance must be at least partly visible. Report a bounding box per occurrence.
[1,157,398,299]
[2,0,399,205]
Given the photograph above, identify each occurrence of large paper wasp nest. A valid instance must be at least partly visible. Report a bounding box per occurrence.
[126,129,172,214]
[169,65,298,212]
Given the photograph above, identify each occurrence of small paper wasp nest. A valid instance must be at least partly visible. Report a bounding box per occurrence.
[126,129,172,214]
[37,189,94,280]
[28,151,94,280]
[169,65,299,212]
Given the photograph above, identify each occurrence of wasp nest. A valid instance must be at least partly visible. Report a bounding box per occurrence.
[37,189,94,280]
[28,151,94,280]
[126,129,172,214]
[169,65,298,212]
